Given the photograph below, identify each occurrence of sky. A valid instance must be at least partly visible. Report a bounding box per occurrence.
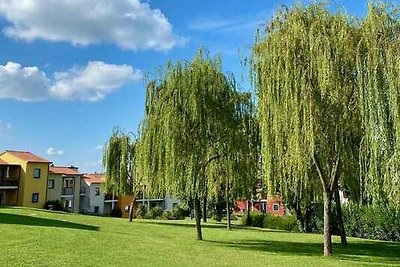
[0,0,387,172]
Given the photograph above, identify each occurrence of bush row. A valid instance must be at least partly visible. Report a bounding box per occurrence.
[343,204,400,242]
[241,211,298,231]
[135,205,188,220]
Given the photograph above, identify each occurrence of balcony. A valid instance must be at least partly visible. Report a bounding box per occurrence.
[0,177,19,189]
[61,187,74,196]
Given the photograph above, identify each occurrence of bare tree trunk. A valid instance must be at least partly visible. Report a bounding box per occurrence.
[194,198,203,240]
[305,202,313,233]
[128,197,136,222]
[203,196,207,223]
[293,198,305,232]
[323,191,333,256]
[313,152,339,257]
[226,180,231,230]
[246,200,251,226]
[226,197,231,230]
[334,185,347,245]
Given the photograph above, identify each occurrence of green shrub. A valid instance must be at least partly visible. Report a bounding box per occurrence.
[250,212,266,228]
[135,204,146,218]
[172,206,188,220]
[110,207,122,218]
[343,204,400,242]
[263,214,298,231]
[148,206,164,219]
[44,200,64,211]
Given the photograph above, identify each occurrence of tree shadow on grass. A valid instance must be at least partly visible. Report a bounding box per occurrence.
[203,239,400,265]
[0,212,98,231]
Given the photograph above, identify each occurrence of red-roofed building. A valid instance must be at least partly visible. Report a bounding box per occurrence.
[47,165,82,213]
[0,150,50,208]
[80,173,118,215]
[236,196,285,216]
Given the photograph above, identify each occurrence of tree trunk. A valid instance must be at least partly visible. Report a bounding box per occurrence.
[226,198,231,230]
[128,197,136,222]
[305,202,313,233]
[334,185,347,245]
[203,196,207,223]
[194,198,203,240]
[323,191,333,257]
[246,200,251,226]
[293,199,305,232]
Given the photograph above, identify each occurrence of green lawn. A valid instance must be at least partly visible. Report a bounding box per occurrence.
[0,207,399,266]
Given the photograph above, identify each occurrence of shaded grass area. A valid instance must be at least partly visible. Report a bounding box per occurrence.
[0,211,98,231]
[0,206,399,266]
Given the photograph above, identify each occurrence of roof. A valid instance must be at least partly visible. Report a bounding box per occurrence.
[49,166,80,176]
[82,173,105,185]
[1,150,50,163]
[0,159,8,165]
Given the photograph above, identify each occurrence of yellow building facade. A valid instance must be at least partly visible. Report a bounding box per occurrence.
[0,151,50,208]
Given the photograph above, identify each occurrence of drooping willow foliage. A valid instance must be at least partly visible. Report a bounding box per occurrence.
[252,3,360,202]
[103,129,139,196]
[137,49,258,204]
[357,3,400,205]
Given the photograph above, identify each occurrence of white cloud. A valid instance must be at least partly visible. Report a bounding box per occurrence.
[0,61,142,102]
[0,0,184,51]
[0,62,50,101]
[95,145,103,150]
[47,147,65,156]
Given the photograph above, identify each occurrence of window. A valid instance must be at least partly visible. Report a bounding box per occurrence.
[48,179,55,189]
[33,168,41,179]
[32,193,39,203]
[172,203,178,209]
[94,206,99,213]
[64,178,74,188]
[95,187,100,196]
[273,204,279,212]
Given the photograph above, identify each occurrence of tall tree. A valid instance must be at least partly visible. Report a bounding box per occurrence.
[138,50,256,239]
[252,4,359,256]
[103,129,140,222]
[357,3,400,206]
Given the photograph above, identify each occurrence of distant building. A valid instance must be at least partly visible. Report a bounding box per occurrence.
[236,196,285,216]
[47,165,82,213]
[0,150,50,208]
[80,173,118,215]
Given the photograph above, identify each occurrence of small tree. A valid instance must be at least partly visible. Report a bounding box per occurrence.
[103,129,140,222]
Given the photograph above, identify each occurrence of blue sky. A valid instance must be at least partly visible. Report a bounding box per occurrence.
[0,0,385,172]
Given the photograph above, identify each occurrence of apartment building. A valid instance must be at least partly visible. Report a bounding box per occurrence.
[47,165,82,213]
[0,150,50,208]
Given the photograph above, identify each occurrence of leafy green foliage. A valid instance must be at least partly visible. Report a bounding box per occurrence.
[343,204,400,241]
[138,49,258,209]
[103,129,140,196]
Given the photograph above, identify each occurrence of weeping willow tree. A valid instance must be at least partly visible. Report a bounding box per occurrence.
[357,3,400,206]
[138,50,257,239]
[252,4,360,256]
[103,129,140,222]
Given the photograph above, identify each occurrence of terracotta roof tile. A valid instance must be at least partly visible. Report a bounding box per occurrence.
[2,150,50,163]
[49,166,80,175]
[82,173,105,185]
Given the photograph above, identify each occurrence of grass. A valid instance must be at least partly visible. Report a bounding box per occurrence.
[0,207,399,266]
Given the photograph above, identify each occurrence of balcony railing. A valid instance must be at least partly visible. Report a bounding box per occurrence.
[62,187,74,195]
[0,178,19,187]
